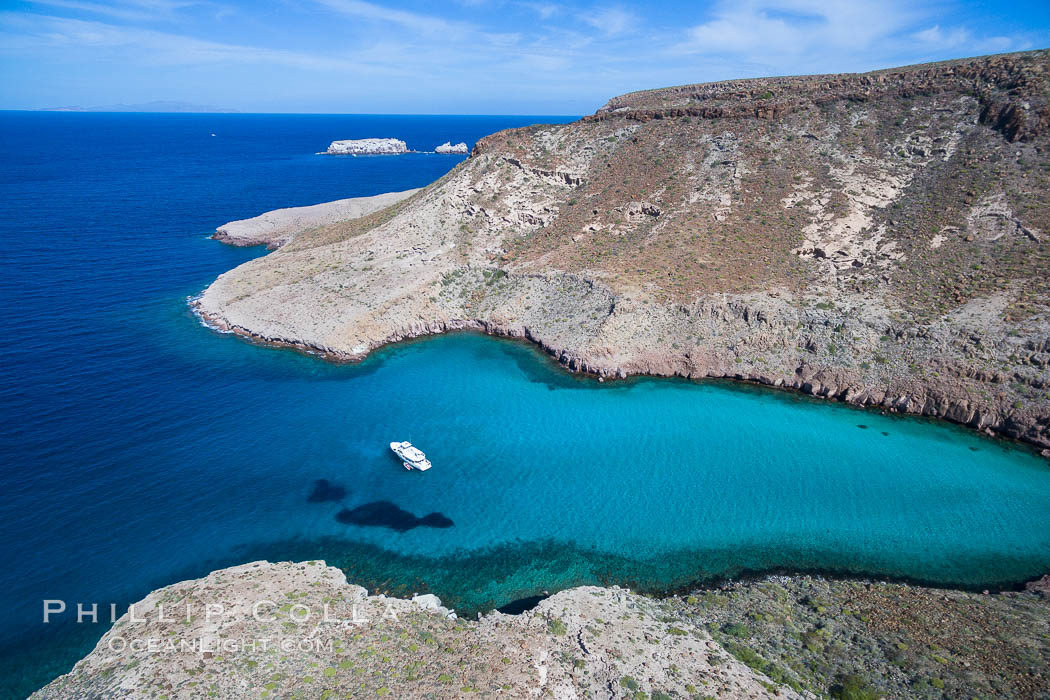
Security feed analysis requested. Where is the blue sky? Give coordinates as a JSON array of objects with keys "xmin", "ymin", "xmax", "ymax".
[{"xmin": 1, "ymin": 0, "xmax": 1048, "ymax": 114}]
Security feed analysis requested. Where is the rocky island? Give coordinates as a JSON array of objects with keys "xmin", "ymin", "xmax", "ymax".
[
  {"xmin": 436, "ymin": 141, "xmax": 469, "ymax": 154},
  {"xmin": 196, "ymin": 50, "xmax": 1050, "ymax": 452},
  {"xmin": 324, "ymin": 138, "xmax": 408, "ymax": 155}
]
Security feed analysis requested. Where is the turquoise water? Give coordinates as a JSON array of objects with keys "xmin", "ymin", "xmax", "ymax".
[
  {"xmin": 206, "ymin": 331, "xmax": 1050, "ymax": 608},
  {"xmin": 2, "ymin": 112, "xmax": 1049, "ymax": 697}
]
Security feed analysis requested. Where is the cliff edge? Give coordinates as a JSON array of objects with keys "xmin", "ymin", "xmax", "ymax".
[
  {"xmin": 31, "ymin": 561, "xmax": 797, "ymax": 699},
  {"xmin": 33, "ymin": 561, "xmax": 1050, "ymax": 698}
]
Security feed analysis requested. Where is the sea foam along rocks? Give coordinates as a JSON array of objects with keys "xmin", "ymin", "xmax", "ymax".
[
  {"xmin": 435, "ymin": 141, "xmax": 469, "ymax": 154},
  {"xmin": 325, "ymin": 138, "xmax": 408, "ymax": 155}
]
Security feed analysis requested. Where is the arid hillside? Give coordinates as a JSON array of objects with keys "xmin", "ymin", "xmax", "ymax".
[{"xmin": 197, "ymin": 50, "xmax": 1050, "ymax": 450}]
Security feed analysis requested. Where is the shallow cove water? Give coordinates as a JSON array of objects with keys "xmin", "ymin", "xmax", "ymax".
[{"xmin": 1, "ymin": 112, "xmax": 1049, "ymax": 698}]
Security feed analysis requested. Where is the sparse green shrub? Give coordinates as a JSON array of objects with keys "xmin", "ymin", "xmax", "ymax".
[
  {"xmin": 802, "ymin": 628, "xmax": 825, "ymax": 652},
  {"xmin": 725, "ymin": 642, "xmax": 764, "ymax": 670},
  {"xmin": 722, "ymin": 622, "xmax": 750, "ymax": 638},
  {"xmin": 830, "ymin": 673, "xmax": 882, "ymax": 700}
]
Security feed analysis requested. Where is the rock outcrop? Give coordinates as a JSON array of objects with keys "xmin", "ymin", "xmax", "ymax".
[
  {"xmin": 435, "ymin": 141, "xmax": 469, "ymax": 154},
  {"xmin": 212, "ymin": 189, "xmax": 420, "ymax": 248},
  {"xmin": 198, "ymin": 50, "xmax": 1050, "ymax": 451},
  {"xmin": 325, "ymin": 138, "xmax": 408, "ymax": 155}
]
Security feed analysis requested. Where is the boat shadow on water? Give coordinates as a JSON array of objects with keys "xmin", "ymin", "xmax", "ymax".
[{"xmin": 335, "ymin": 500, "xmax": 454, "ymax": 533}]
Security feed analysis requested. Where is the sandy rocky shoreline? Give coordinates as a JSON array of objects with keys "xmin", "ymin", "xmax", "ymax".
[{"xmin": 193, "ymin": 51, "xmax": 1050, "ymax": 454}]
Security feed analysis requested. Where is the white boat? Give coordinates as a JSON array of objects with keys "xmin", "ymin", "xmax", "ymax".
[{"xmin": 390, "ymin": 441, "xmax": 432, "ymax": 471}]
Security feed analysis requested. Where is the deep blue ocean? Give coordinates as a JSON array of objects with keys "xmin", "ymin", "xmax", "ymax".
[{"xmin": 1, "ymin": 112, "xmax": 1049, "ymax": 698}]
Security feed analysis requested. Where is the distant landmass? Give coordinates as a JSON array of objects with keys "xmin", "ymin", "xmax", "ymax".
[{"xmin": 40, "ymin": 101, "xmax": 238, "ymax": 113}]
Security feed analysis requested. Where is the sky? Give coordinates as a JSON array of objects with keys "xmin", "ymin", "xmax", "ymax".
[{"xmin": 1, "ymin": 0, "xmax": 1048, "ymax": 114}]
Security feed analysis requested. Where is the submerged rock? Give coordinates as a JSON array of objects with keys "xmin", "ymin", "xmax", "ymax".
[
  {"xmin": 306, "ymin": 478, "xmax": 347, "ymax": 503},
  {"xmin": 417, "ymin": 512, "xmax": 454, "ymax": 528}
]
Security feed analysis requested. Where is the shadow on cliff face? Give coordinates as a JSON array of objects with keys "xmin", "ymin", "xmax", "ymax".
[
  {"xmin": 336, "ymin": 500, "xmax": 453, "ymax": 532},
  {"xmin": 307, "ymin": 479, "xmax": 348, "ymax": 503},
  {"xmin": 497, "ymin": 594, "xmax": 549, "ymax": 614}
]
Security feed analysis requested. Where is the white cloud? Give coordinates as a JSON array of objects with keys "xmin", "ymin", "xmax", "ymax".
[
  {"xmin": 314, "ymin": 0, "xmax": 473, "ymax": 38},
  {"xmin": 26, "ymin": 0, "xmax": 213, "ymax": 23},
  {"xmin": 520, "ymin": 2, "xmax": 560, "ymax": 20},
  {"xmin": 913, "ymin": 24, "xmax": 1019, "ymax": 53},
  {"xmin": 675, "ymin": 0, "xmax": 920, "ymax": 56},
  {"xmin": 914, "ymin": 24, "xmax": 970, "ymax": 48},
  {"xmin": 0, "ymin": 13, "xmax": 400, "ymax": 73},
  {"xmin": 670, "ymin": 0, "xmax": 1029, "ymax": 75},
  {"xmin": 579, "ymin": 7, "xmax": 634, "ymax": 37}
]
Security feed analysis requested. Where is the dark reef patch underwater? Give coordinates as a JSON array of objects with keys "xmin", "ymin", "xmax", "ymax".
[{"xmin": 1, "ymin": 112, "xmax": 1048, "ymax": 699}]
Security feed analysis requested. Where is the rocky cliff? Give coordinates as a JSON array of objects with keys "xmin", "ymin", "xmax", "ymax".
[
  {"xmin": 33, "ymin": 561, "xmax": 1050, "ymax": 699},
  {"xmin": 196, "ymin": 50, "xmax": 1050, "ymax": 451}
]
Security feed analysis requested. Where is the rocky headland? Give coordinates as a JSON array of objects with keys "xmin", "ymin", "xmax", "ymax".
[
  {"xmin": 325, "ymin": 138, "xmax": 409, "ymax": 155},
  {"xmin": 212, "ymin": 190, "xmax": 419, "ymax": 249},
  {"xmin": 196, "ymin": 50, "xmax": 1050, "ymax": 452},
  {"xmin": 33, "ymin": 560, "xmax": 1050, "ymax": 699}
]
